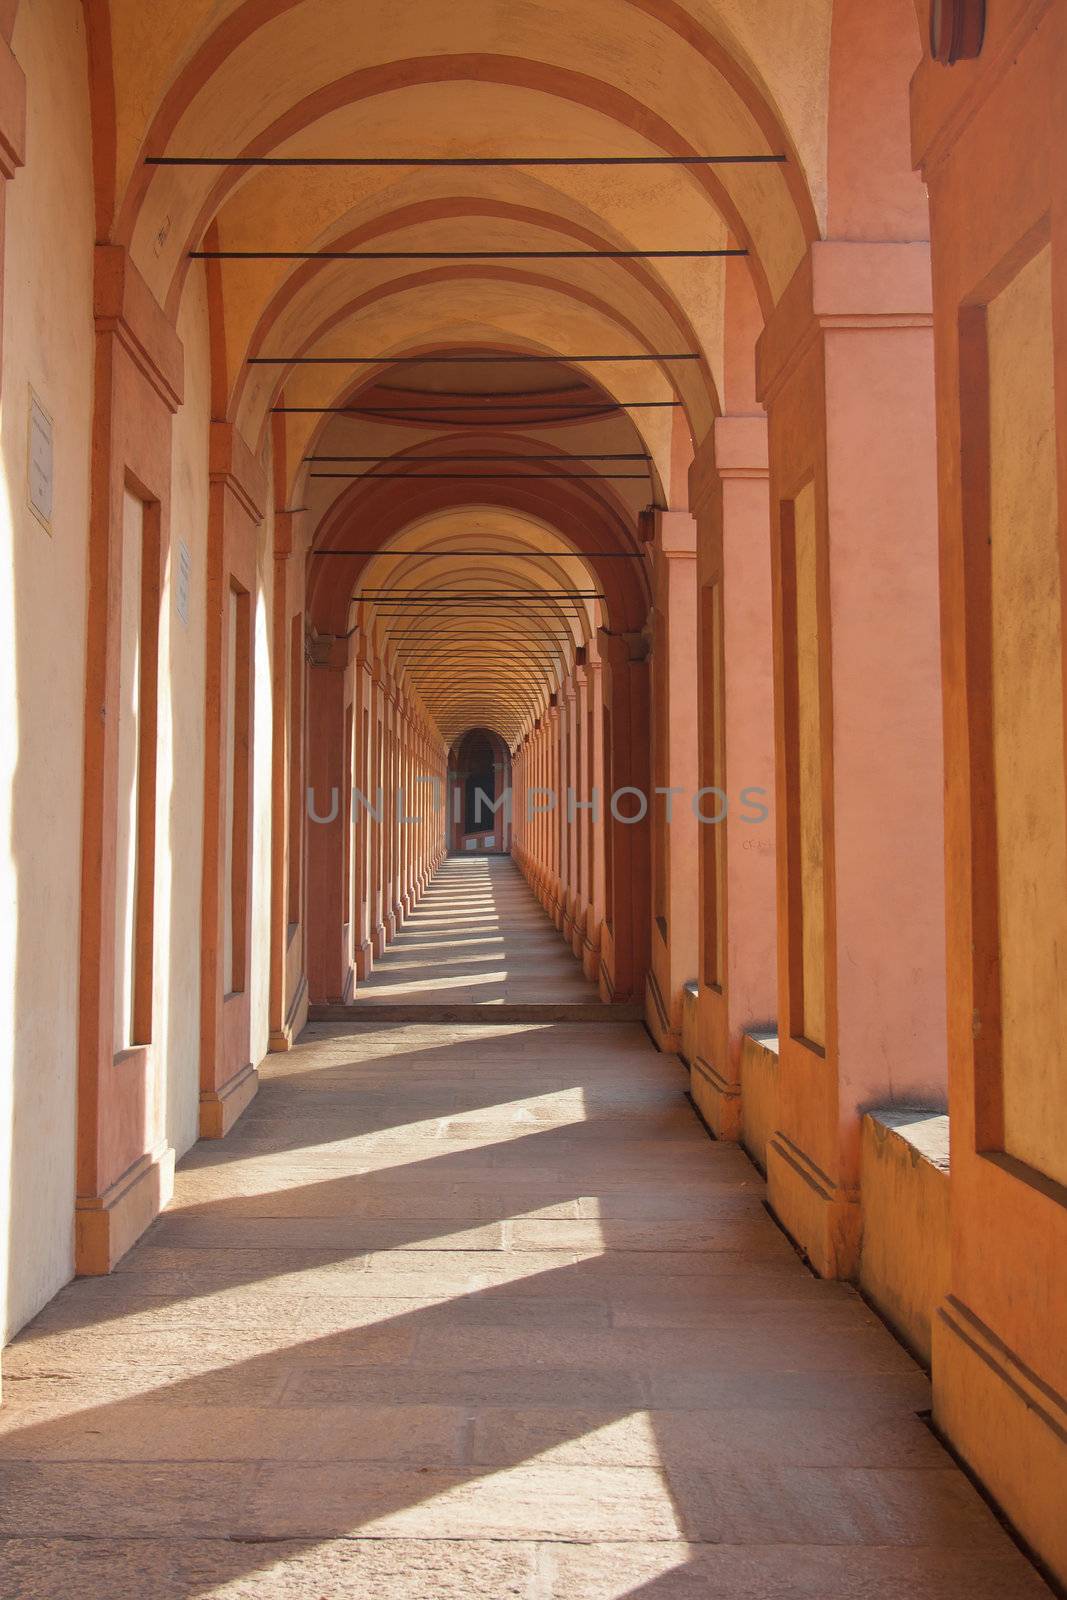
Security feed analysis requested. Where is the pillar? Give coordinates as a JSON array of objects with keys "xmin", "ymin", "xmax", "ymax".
[
  {"xmin": 370, "ymin": 665, "xmax": 387, "ymax": 959},
  {"xmin": 304, "ymin": 632, "xmax": 350, "ymax": 1004},
  {"xmin": 268, "ymin": 510, "xmax": 309, "ymax": 1052},
  {"xmin": 546, "ymin": 698, "xmax": 562, "ymax": 922},
  {"xmin": 912, "ymin": 3, "xmax": 1067, "ymax": 1580},
  {"xmin": 353, "ymin": 635, "xmax": 375, "ymax": 978},
  {"xmin": 75, "ymin": 247, "xmax": 184, "ymax": 1272},
  {"xmin": 597, "ymin": 629, "xmax": 651, "ymax": 1004},
  {"xmin": 581, "ymin": 654, "xmax": 607, "ymax": 983},
  {"xmin": 646, "ymin": 511, "xmax": 699, "ymax": 1051},
  {"xmin": 689, "ymin": 416, "xmax": 777, "ymax": 1136},
  {"xmin": 561, "ymin": 677, "xmax": 579, "ymax": 939},
  {"xmin": 570, "ymin": 660, "xmax": 591, "ymax": 960},
  {"xmin": 756, "ymin": 238, "xmax": 946, "ymax": 1277}
]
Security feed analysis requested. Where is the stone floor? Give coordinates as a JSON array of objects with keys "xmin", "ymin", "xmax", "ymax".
[
  {"xmin": 0, "ymin": 869, "xmax": 1051, "ymax": 1596},
  {"xmin": 349, "ymin": 855, "xmax": 599, "ymax": 1006}
]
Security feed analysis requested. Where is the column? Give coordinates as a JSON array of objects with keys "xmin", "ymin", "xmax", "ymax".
[
  {"xmin": 756, "ymin": 239, "xmax": 946, "ymax": 1277},
  {"xmin": 646, "ymin": 511, "xmax": 699, "ymax": 1051},
  {"xmin": 305, "ymin": 630, "xmax": 349, "ymax": 1005},
  {"xmin": 913, "ymin": 7, "xmax": 1067, "ymax": 1580},
  {"xmin": 570, "ymin": 662, "xmax": 591, "ymax": 960},
  {"xmin": 581, "ymin": 653, "xmax": 607, "ymax": 984},
  {"xmin": 353, "ymin": 635, "xmax": 375, "ymax": 979},
  {"xmin": 597, "ymin": 629, "xmax": 651, "ymax": 1004},
  {"xmin": 370, "ymin": 666, "xmax": 387, "ymax": 960},
  {"xmin": 689, "ymin": 417, "xmax": 777, "ymax": 1137},
  {"xmin": 268, "ymin": 509, "xmax": 310, "ymax": 1052},
  {"xmin": 75, "ymin": 247, "xmax": 185, "ymax": 1271}
]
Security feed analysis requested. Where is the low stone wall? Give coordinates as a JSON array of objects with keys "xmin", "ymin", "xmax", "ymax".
[
  {"xmin": 739, "ymin": 1031, "xmax": 779, "ymax": 1173},
  {"xmin": 859, "ymin": 1109, "xmax": 950, "ymax": 1366},
  {"xmin": 680, "ymin": 981, "xmax": 699, "ymax": 1068}
]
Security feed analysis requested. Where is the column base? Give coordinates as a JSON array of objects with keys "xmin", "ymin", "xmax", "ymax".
[
  {"xmin": 385, "ymin": 910, "xmax": 397, "ymax": 942},
  {"xmin": 355, "ymin": 939, "xmax": 374, "ymax": 979},
  {"xmin": 644, "ymin": 969, "xmax": 681, "ymax": 1053},
  {"xmin": 75, "ymin": 1144, "xmax": 176, "ymax": 1276},
  {"xmin": 739, "ymin": 1032, "xmax": 780, "ymax": 1172},
  {"xmin": 372, "ymin": 922, "xmax": 387, "ymax": 959},
  {"xmin": 690, "ymin": 1054, "xmax": 741, "ymax": 1140},
  {"xmin": 200, "ymin": 1061, "xmax": 259, "ymax": 1139},
  {"xmin": 269, "ymin": 974, "xmax": 308, "ymax": 1053},
  {"xmin": 581, "ymin": 923, "xmax": 601, "ymax": 983},
  {"xmin": 934, "ymin": 1297, "xmax": 1067, "ymax": 1588},
  {"xmin": 766, "ymin": 1130, "xmax": 860, "ymax": 1278}
]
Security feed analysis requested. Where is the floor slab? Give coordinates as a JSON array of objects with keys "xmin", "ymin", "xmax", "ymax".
[{"xmin": 0, "ymin": 864, "xmax": 1051, "ymax": 1598}]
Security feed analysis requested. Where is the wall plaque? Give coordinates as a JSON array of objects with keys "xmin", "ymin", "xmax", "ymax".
[
  {"xmin": 27, "ymin": 389, "xmax": 53, "ymax": 532},
  {"xmin": 176, "ymin": 540, "xmax": 192, "ymax": 626}
]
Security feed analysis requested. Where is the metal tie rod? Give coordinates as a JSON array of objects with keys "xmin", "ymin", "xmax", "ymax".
[
  {"xmin": 308, "ymin": 470, "xmax": 649, "ymax": 477},
  {"xmin": 306, "ymin": 452, "xmax": 648, "ymax": 461},
  {"xmin": 356, "ymin": 590, "xmax": 604, "ymax": 598},
  {"xmin": 275, "ymin": 400, "xmax": 678, "ymax": 412},
  {"xmin": 252, "ymin": 352, "xmax": 699, "ymax": 363},
  {"xmin": 149, "ymin": 154, "xmax": 785, "ymax": 167},
  {"xmin": 194, "ymin": 247, "xmax": 743, "ymax": 260},
  {"xmin": 313, "ymin": 548, "xmax": 642, "ymax": 558}
]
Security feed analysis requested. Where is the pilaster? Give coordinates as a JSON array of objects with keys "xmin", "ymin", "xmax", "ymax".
[{"xmin": 756, "ymin": 239, "xmax": 946, "ymax": 1277}]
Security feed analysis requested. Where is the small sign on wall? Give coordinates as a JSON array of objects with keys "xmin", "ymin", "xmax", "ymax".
[
  {"xmin": 27, "ymin": 389, "xmax": 54, "ymax": 533},
  {"xmin": 176, "ymin": 540, "xmax": 192, "ymax": 626}
]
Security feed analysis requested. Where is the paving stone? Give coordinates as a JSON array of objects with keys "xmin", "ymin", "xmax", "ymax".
[
  {"xmin": 0, "ymin": 858, "xmax": 1050, "ymax": 1597},
  {"xmin": 243, "ymin": 1461, "xmax": 683, "ymax": 1540},
  {"xmin": 544, "ymin": 1542, "xmax": 1053, "ymax": 1599},
  {"xmin": 0, "ymin": 1538, "xmax": 538, "ymax": 1600}
]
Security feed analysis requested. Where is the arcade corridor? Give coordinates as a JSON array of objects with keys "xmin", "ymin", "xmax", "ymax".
[
  {"xmin": 0, "ymin": 864, "xmax": 1047, "ymax": 1598},
  {"xmin": 2, "ymin": 0, "xmax": 1067, "ymax": 1591},
  {"xmin": 326, "ymin": 856, "xmax": 603, "ymax": 1012}
]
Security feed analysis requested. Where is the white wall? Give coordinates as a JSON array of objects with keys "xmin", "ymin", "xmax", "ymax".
[
  {"xmin": 159, "ymin": 265, "xmax": 211, "ymax": 1162},
  {"xmin": 0, "ymin": 0, "xmax": 94, "ymax": 1339},
  {"xmin": 0, "ymin": 15, "xmax": 280, "ymax": 1345},
  {"xmin": 250, "ymin": 490, "xmax": 276, "ymax": 1070}
]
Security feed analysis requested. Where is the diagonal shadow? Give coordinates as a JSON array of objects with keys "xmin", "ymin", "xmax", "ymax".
[{"xmin": 0, "ymin": 1021, "xmax": 1010, "ymax": 1599}]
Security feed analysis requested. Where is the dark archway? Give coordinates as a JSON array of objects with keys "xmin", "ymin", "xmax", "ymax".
[{"xmin": 448, "ymin": 728, "xmax": 512, "ymax": 855}]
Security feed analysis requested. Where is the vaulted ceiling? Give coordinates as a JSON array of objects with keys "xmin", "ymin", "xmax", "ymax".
[{"xmin": 85, "ymin": 0, "xmax": 837, "ymax": 744}]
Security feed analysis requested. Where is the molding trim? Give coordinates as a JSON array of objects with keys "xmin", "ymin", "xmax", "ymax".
[
  {"xmin": 210, "ymin": 421, "xmax": 267, "ymax": 523},
  {"xmin": 0, "ymin": 35, "xmax": 26, "ymax": 179},
  {"xmin": 75, "ymin": 1144, "xmax": 175, "ymax": 1275},
  {"xmin": 200, "ymin": 1061, "xmax": 259, "ymax": 1140},
  {"xmin": 757, "ymin": 242, "xmax": 934, "ymax": 408},
  {"xmin": 691, "ymin": 1052, "xmax": 740, "ymax": 1100},
  {"xmin": 94, "ymin": 246, "xmax": 183, "ymax": 413},
  {"xmin": 270, "ymin": 971, "xmax": 309, "ymax": 1052},
  {"xmin": 766, "ymin": 1129, "xmax": 861, "ymax": 1278}
]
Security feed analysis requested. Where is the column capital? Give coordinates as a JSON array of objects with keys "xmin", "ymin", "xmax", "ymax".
[
  {"xmin": 305, "ymin": 628, "xmax": 347, "ymax": 671},
  {"xmin": 598, "ymin": 627, "xmax": 652, "ymax": 666},
  {"xmin": 658, "ymin": 509, "xmax": 697, "ymax": 559},
  {"xmin": 273, "ymin": 506, "xmax": 307, "ymax": 558},
  {"xmin": 0, "ymin": 35, "xmax": 26, "ymax": 179},
  {"xmin": 95, "ymin": 245, "xmax": 185, "ymax": 414},
  {"xmin": 757, "ymin": 241, "xmax": 933, "ymax": 407},
  {"xmin": 209, "ymin": 421, "xmax": 266, "ymax": 523},
  {"xmin": 690, "ymin": 417, "xmax": 769, "ymax": 507}
]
